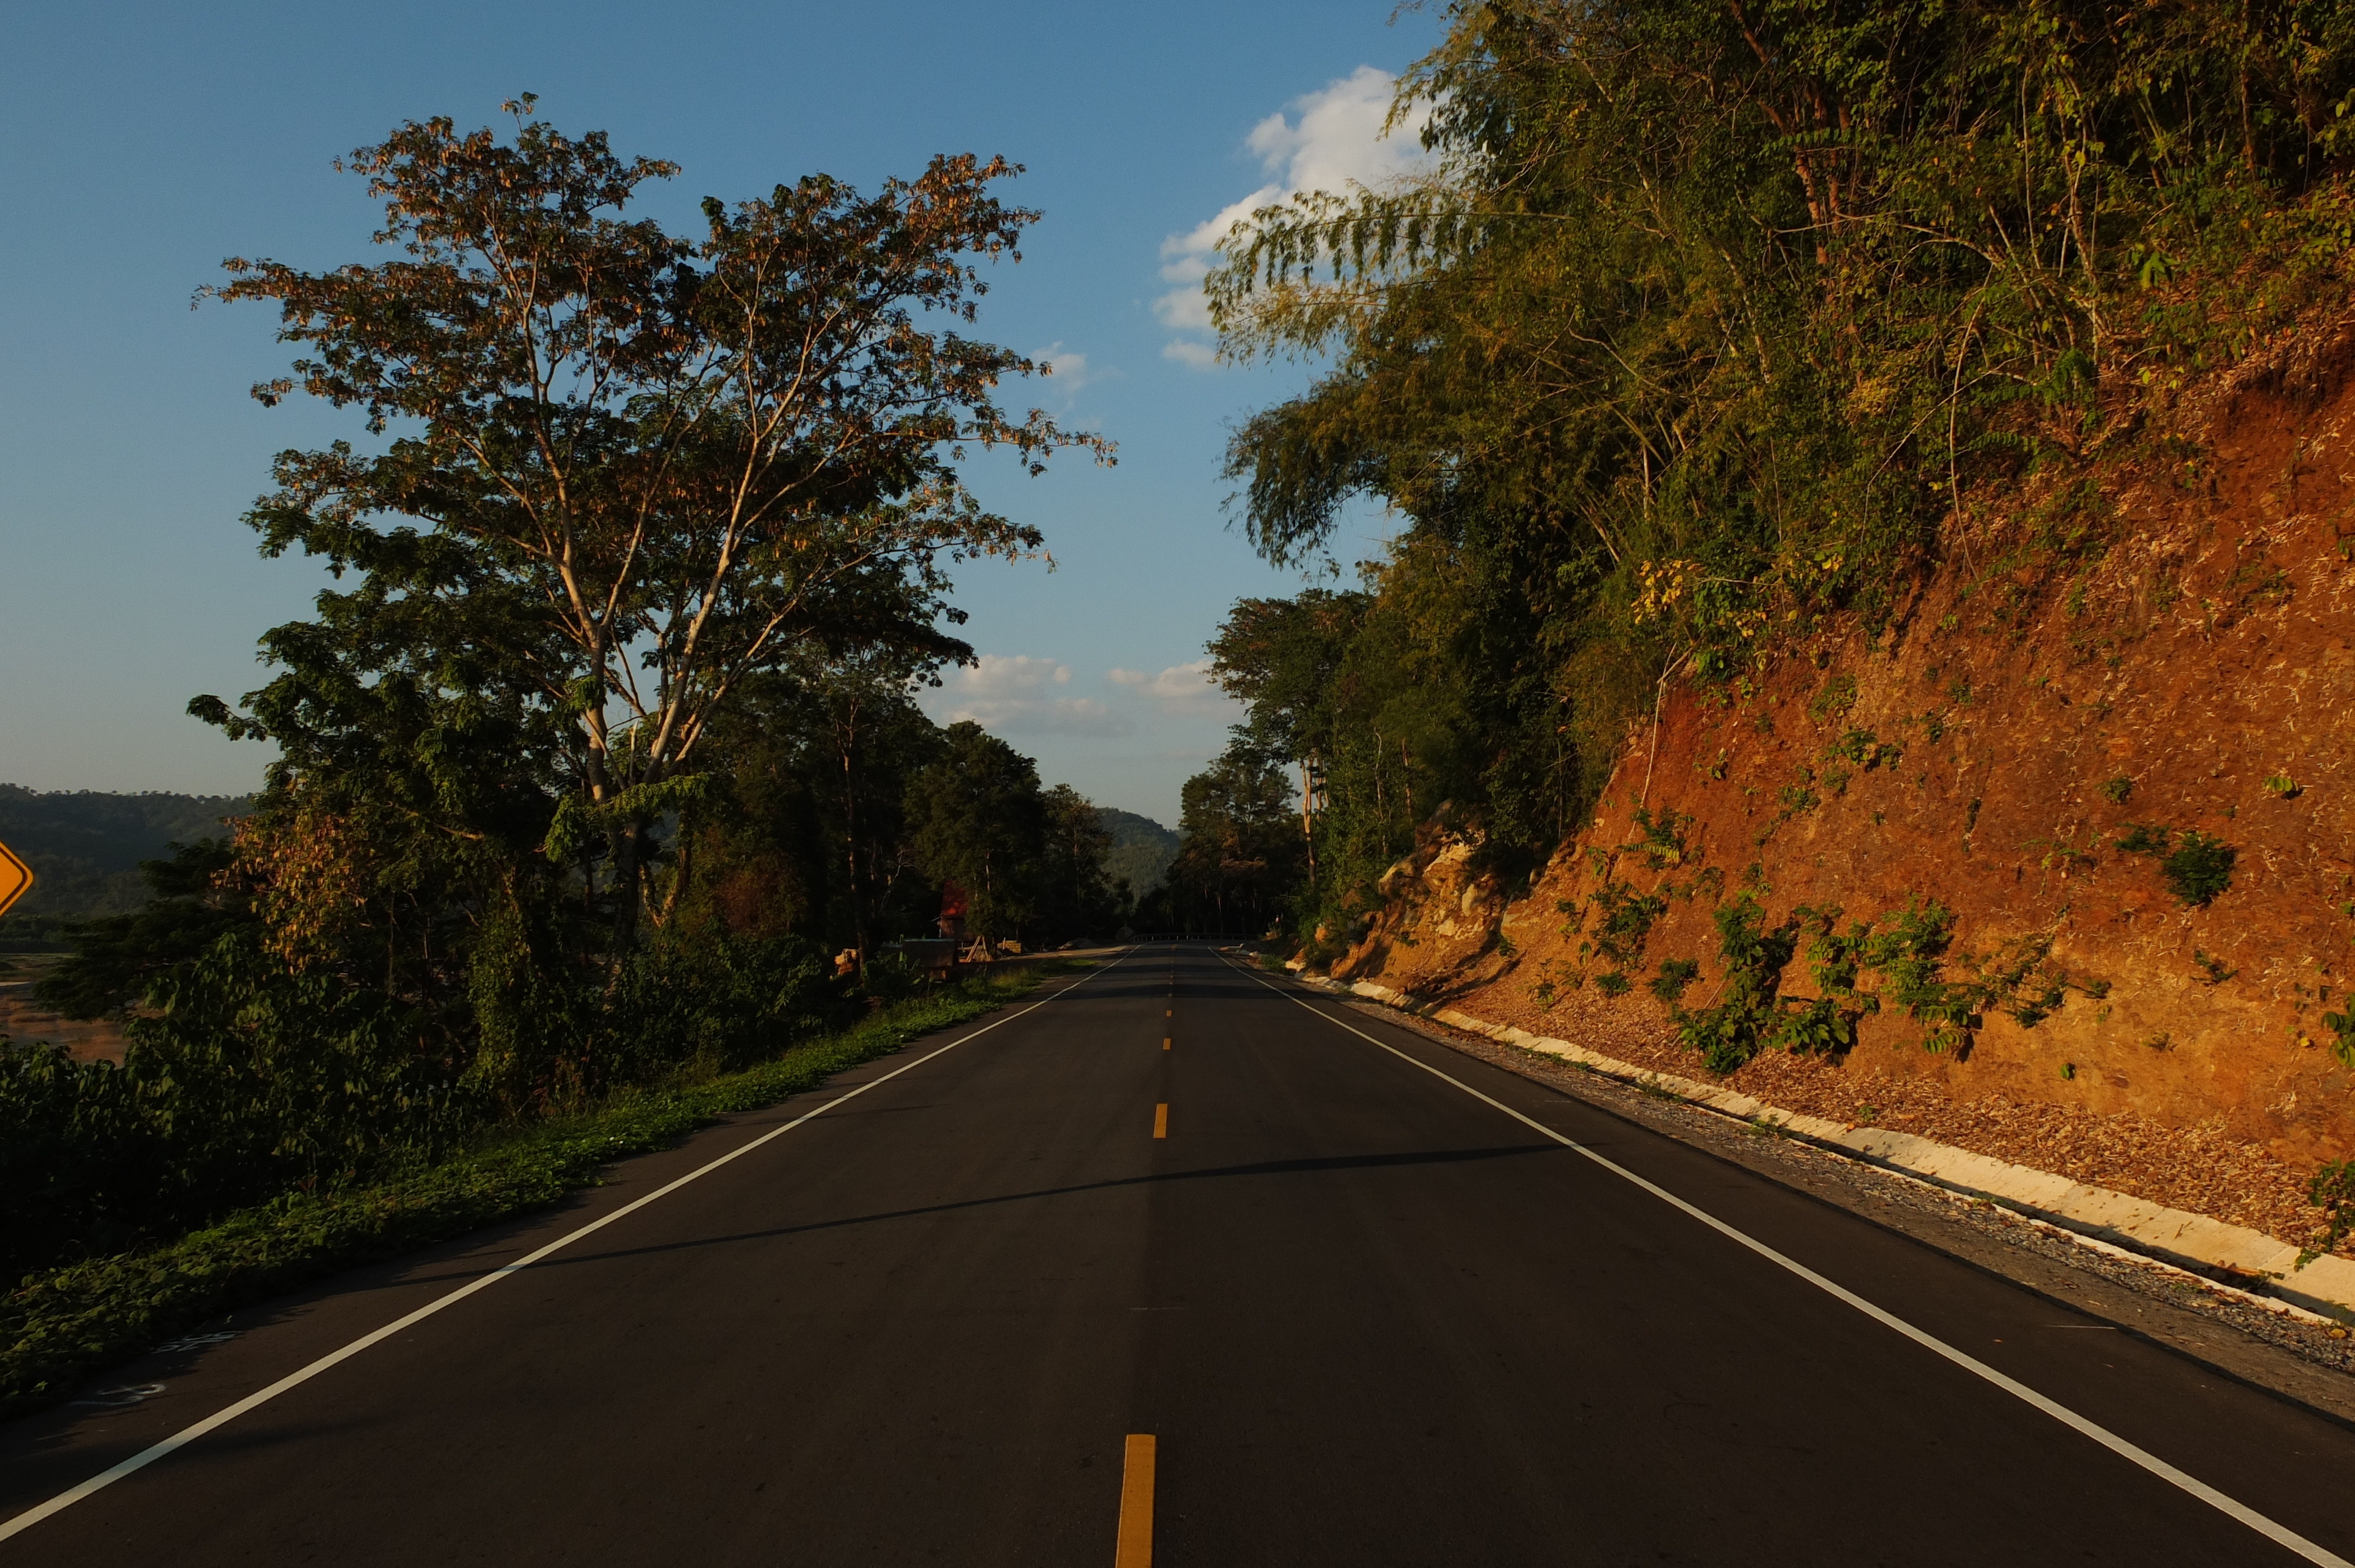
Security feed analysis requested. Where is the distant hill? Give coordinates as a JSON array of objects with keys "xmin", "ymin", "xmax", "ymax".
[
  {"xmin": 0, "ymin": 785, "xmax": 1166, "ymax": 921},
  {"xmin": 0, "ymin": 785, "xmax": 251, "ymax": 931},
  {"xmin": 1098, "ymin": 806, "xmax": 1180, "ymax": 896}
]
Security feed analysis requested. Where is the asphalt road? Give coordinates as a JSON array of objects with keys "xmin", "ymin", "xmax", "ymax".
[{"xmin": 5, "ymin": 945, "xmax": 2354, "ymax": 1566}]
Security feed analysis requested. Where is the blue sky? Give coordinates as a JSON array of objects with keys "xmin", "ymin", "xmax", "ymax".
[{"xmin": 0, "ymin": 1, "xmax": 1439, "ymax": 825}]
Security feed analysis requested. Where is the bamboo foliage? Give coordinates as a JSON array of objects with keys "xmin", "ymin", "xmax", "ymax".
[{"xmin": 1210, "ymin": 0, "xmax": 2355, "ymax": 641}]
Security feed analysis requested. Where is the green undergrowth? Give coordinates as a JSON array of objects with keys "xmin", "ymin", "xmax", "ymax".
[
  {"xmin": 2310, "ymin": 1158, "xmax": 2355, "ymax": 1264},
  {"xmin": 1, "ymin": 965, "xmax": 1062, "ymax": 1419},
  {"xmin": 1664, "ymin": 894, "xmax": 2098, "ymax": 1075}
]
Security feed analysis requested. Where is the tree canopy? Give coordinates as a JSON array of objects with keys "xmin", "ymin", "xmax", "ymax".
[
  {"xmin": 1183, "ymin": 0, "xmax": 2355, "ymax": 949},
  {"xmin": 205, "ymin": 97, "xmax": 1106, "ymax": 940}
]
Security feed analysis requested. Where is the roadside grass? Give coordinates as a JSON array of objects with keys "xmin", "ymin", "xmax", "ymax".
[{"xmin": 1, "ymin": 964, "xmax": 1072, "ymax": 1420}]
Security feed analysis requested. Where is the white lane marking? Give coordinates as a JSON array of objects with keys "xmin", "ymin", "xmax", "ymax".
[
  {"xmin": 0, "ymin": 954, "xmax": 1130, "ymax": 1545},
  {"xmin": 1223, "ymin": 958, "xmax": 2353, "ymax": 1568}
]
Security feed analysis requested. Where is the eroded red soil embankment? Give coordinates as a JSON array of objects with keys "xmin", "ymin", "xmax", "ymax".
[{"xmin": 1332, "ymin": 346, "xmax": 2355, "ymax": 1247}]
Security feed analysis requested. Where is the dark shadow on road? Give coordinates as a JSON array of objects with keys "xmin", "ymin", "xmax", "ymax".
[{"xmin": 533, "ymin": 1142, "xmax": 1568, "ymax": 1270}]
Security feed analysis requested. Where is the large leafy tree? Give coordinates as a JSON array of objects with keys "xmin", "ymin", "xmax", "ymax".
[
  {"xmin": 788, "ymin": 647, "xmax": 968, "ymax": 959},
  {"xmin": 904, "ymin": 722, "xmax": 1050, "ymax": 941},
  {"xmin": 1206, "ymin": 588, "xmax": 1365, "ymax": 877},
  {"xmin": 208, "ymin": 98, "xmax": 1105, "ymax": 936},
  {"xmin": 1206, "ymin": 537, "xmax": 1583, "ymax": 929},
  {"xmin": 1039, "ymin": 783, "xmax": 1118, "ymax": 941},
  {"xmin": 1166, "ymin": 743, "xmax": 1303, "ymax": 936},
  {"xmin": 188, "ymin": 523, "xmax": 595, "ymax": 1102},
  {"xmin": 674, "ymin": 649, "xmax": 957, "ymax": 960}
]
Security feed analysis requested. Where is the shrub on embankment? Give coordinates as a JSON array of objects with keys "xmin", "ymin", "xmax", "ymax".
[
  {"xmin": 2, "ymin": 928, "xmax": 838, "ymax": 1288},
  {"xmin": 1, "ymin": 965, "xmax": 1049, "ymax": 1418}
]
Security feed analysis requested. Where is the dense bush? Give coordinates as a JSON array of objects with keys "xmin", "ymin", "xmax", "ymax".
[
  {"xmin": 0, "ymin": 1041, "xmax": 160, "ymax": 1284},
  {"xmin": 4, "ymin": 926, "xmax": 848, "ymax": 1288},
  {"xmin": 603, "ymin": 932, "xmax": 835, "ymax": 1082}
]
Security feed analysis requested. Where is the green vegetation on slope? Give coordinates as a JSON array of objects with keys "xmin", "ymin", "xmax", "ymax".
[
  {"xmin": 1170, "ymin": 0, "xmax": 2355, "ymax": 949},
  {"xmin": 1098, "ymin": 808, "xmax": 1181, "ymax": 898}
]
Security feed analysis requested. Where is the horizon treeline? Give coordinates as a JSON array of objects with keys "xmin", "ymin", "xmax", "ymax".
[
  {"xmin": 0, "ymin": 786, "xmax": 254, "ymax": 941},
  {"xmin": 1160, "ymin": 0, "xmax": 2355, "ymax": 954}
]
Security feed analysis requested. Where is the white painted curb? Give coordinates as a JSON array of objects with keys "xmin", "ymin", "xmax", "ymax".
[{"xmin": 1304, "ymin": 973, "xmax": 2355, "ymax": 1324}]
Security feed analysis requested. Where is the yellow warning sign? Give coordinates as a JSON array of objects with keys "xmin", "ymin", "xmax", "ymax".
[{"xmin": 0, "ymin": 839, "xmax": 31, "ymax": 922}]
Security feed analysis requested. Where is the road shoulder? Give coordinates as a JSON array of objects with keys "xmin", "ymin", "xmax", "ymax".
[{"xmin": 1339, "ymin": 993, "xmax": 2355, "ymax": 1430}]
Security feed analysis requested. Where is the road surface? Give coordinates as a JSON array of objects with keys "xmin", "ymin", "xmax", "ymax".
[{"xmin": 4, "ymin": 946, "xmax": 2352, "ymax": 1564}]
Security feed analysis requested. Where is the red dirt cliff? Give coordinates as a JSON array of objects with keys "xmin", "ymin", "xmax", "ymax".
[{"xmin": 1329, "ymin": 327, "xmax": 2355, "ymax": 1249}]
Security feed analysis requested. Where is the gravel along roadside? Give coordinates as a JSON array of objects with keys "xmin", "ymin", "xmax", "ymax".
[{"xmin": 1346, "ymin": 998, "xmax": 2355, "ymax": 1427}]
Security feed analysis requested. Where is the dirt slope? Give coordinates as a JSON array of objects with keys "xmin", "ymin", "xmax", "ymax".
[{"xmin": 1330, "ymin": 333, "xmax": 2355, "ymax": 1248}]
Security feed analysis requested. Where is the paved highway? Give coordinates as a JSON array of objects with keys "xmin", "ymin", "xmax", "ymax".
[{"xmin": 5, "ymin": 946, "xmax": 2353, "ymax": 1564}]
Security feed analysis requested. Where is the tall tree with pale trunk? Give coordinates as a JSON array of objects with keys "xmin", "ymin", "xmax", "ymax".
[{"xmin": 209, "ymin": 97, "xmax": 1106, "ymax": 939}]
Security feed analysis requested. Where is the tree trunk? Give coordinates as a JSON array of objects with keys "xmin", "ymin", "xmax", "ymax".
[
  {"xmin": 611, "ymin": 822, "xmax": 646, "ymax": 951},
  {"xmin": 656, "ymin": 824, "xmax": 692, "ymax": 929},
  {"xmin": 842, "ymin": 714, "xmax": 868, "ymax": 971},
  {"xmin": 1299, "ymin": 754, "xmax": 1318, "ymax": 892}
]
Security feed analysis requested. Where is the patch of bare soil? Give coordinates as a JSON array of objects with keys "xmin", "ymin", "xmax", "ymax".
[{"xmin": 1330, "ymin": 354, "xmax": 2355, "ymax": 1260}]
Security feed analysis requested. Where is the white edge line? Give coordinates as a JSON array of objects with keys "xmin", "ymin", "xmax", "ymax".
[
  {"xmin": 1222, "ymin": 956, "xmax": 2352, "ymax": 1568},
  {"xmin": 0, "ymin": 952, "xmax": 1130, "ymax": 1546}
]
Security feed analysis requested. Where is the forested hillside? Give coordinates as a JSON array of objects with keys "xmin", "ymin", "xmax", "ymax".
[
  {"xmin": 1099, "ymin": 808, "xmax": 1181, "ymax": 898},
  {"xmin": 0, "ymin": 786, "xmax": 249, "ymax": 936},
  {"xmin": 1166, "ymin": 0, "xmax": 2355, "ymax": 1237}
]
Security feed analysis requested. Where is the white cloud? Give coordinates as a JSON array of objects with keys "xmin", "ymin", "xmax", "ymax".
[
  {"xmin": 1244, "ymin": 64, "xmax": 1431, "ymax": 200},
  {"xmin": 1154, "ymin": 192, "xmax": 1272, "ymax": 334},
  {"xmin": 1107, "ymin": 660, "xmax": 1238, "ymax": 715},
  {"xmin": 960, "ymin": 653, "xmax": 1072, "ymax": 696},
  {"xmin": 1160, "ymin": 339, "xmax": 1219, "ymax": 370},
  {"xmin": 1156, "ymin": 65, "xmax": 1432, "ymax": 367},
  {"xmin": 1033, "ymin": 341, "xmax": 1098, "ymax": 396},
  {"xmin": 927, "ymin": 654, "xmax": 1133, "ymax": 738}
]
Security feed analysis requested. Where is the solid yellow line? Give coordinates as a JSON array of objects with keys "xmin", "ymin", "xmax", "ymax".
[
  {"xmin": 1153, "ymin": 1103, "xmax": 1169, "ymax": 1138},
  {"xmin": 1116, "ymin": 1433, "xmax": 1156, "ymax": 1567}
]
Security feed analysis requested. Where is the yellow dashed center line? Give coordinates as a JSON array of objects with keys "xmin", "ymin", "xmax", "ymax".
[
  {"xmin": 1115, "ymin": 1433, "xmax": 1156, "ymax": 1566},
  {"xmin": 1163, "ymin": 1037, "xmax": 1171, "ymax": 1052},
  {"xmin": 1152, "ymin": 1103, "xmax": 1168, "ymax": 1139}
]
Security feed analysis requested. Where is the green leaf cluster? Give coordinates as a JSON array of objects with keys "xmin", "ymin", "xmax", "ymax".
[
  {"xmin": 2114, "ymin": 822, "xmax": 2238, "ymax": 903},
  {"xmin": 1669, "ymin": 895, "xmax": 2086, "ymax": 1071}
]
